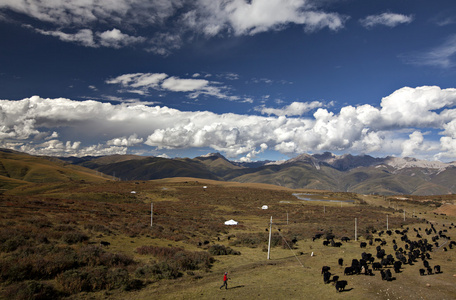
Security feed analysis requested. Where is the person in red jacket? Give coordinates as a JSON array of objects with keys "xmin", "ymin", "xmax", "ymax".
[{"xmin": 219, "ymin": 272, "xmax": 228, "ymax": 289}]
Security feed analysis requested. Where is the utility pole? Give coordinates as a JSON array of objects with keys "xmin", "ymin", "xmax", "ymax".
[
  {"xmin": 355, "ymin": 218, "xmax": 358, "ymax": 241},
  {"xmin": 151, "ymin": 203, "xmax": 153, "ymax": 227},
  {"xmin": 267, "ymin": 216, "xmax": 272, "ymax": 260}
]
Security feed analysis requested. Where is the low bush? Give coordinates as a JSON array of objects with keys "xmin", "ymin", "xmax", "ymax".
[
  {"xmin": 2, "ymin": 281, "xmax": 60, "ymax": 300},
  {"xmin": 0, "ymin": 235, "xmax": 28, "ymax": 252},
  {"xmin": 55, "ymin": 266, "xmax": 130, "ymax": 294},
  {"xmin": 77, "ymin": 245, "xmax": 135, "ymax": 267},
  {"xmin": 135, "ymin": 245, "xmax": 213, "ymax": 274},
  {"xmin": 136, "ymin": 245, "xmax": 183, "ymax": 257},
  {"xmin": 134, "ymin": 262, "xmax": 181, "ymax": 280},
  {"xmin": 123, "ymin": 279, "xmax": 145, "ymax": 291},
  {"xmin": 229, "ymin": 232, "xmax": 283, "ymax": 248},
  {"xmin": 60, "ymin": 231, "xmax": 89, "ymax": 244},
  {"xmin": 208, "ymin": 244, "xmax": 241, "ymax": 255},
  {"xmin": 55, "ymin": 269, "xmax": 88, "ymax": 294},
  {"xmin": 83, "ymin": 223, "xmax": 112, "ymax": 234},
  {"xmin": 173, "ymin": 250, "xmax": 213, "ymax": 271}
]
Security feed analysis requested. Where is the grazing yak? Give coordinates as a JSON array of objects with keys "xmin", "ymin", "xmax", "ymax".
[
  {"xmin": 381, "ymin": 269, "xmax": 393, "ymax": 281},
  {"xmin": 393, "ymin": 261, "xmax": 402, "ymax": 273},
  {"xmin": 321, "ymin": 266, "xmax": 331, "ymax": 275},
  {"xmin": 434, "ymin": 265, "xmax": 441, "ymax": 274},
  {"xmin": 423, "ymin": 260, "xmax": 430, "ymax": 269},
  {"xmin": 323, "ymin": 271, "xmax": 332, "ymax": 284},
  {"xmin": 335, "ymin": 280, "xmax": 348, "ymax": 292},
  {"xmin": 338, "ymin": 258, "xmax": 344, "ymax": 266},
  {"xmin": 372, "ymin": 262, "xmax": 382, "ymax": 270},
  {"xmin": 344, "ymin": 266, "xmax": 354, "ymax": 275}
]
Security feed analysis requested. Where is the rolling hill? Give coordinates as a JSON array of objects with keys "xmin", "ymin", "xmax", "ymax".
[
  {"xmin": 0, "ymin": 149, "xmax": 111, "ymax": 190},
  {"xmin": 2, "ymin": 149, "xmax": 456, "ymax": 195}
]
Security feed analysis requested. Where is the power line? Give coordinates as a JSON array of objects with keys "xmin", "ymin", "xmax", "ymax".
[{"xmin": 272, "ymin": 223, "xmax": 306, "ymax": 269}]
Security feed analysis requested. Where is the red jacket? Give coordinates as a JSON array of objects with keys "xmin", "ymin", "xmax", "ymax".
[{"xmin": 223, "ymin": 274, "xmax": 228, "ymax": 281}]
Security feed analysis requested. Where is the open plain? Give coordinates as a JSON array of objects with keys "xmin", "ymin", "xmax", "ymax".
[{"xmin": 1, "ymin": 176, "xmax": 456, "ymax": 299}]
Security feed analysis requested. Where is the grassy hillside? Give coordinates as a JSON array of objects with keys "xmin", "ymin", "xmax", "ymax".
[
  {"xmin": 94, "ymin": 157, "xmax": 221, "ymax": 181},
  {"xmin": 193, "ymin": 155, "xmax": 245, "ymax": 177},
  {"xmin": 0, "ymin": 149, "xmax": 111, "ymax": 189}
]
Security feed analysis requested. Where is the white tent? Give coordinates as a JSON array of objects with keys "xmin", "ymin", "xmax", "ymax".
[
  {"xmin": 261, "ymin": 205, "xmax": 268, "ymax": 210},
  {"xmin": 224, "ymin": 219, "xmax": 238, "ymax": 225}
]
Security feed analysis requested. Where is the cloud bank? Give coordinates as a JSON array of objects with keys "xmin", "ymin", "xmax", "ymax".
[
  {"xmin": 1, "ymin": 86, "xmax": 456, "ymax": 161},
  {"xmin": 1, "ymin": 0, "xmax": 348, "ymax": 53}
]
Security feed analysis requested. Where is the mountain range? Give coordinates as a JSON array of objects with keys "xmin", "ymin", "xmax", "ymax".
[
  {"xmin": 56, "ymin": 151, "xmax": 456, "ymax": 196},
  {"xmin": 1, "ymin": 148, "xmax": 455, "ymax": 195}
]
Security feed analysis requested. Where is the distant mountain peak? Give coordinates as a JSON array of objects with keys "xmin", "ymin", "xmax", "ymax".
[
  {"xmin": 383, "ymin": 156, "xmax": 456, "ymax": 170},
  {"xmin": 287, "ymin": 153, "xmax": 321, "ymax": 169},
  {"xmin": 199, "ymin": 152, "xmax": 225, "ymax": 159}
]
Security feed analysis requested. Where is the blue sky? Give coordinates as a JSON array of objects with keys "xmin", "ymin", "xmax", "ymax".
[{"xmin": 1, "ymin": 0, "xmax": 456, "ymax": 162}]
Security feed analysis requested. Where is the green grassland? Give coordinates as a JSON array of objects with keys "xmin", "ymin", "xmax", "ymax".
[{"xmin": 1, "ymin": 175, "xmax": 456, "ymax": 300}]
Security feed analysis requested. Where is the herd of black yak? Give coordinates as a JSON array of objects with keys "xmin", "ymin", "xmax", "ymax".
[{"xmin": 317, "ymin": 220, "xmax": 455, "ymax": 292}]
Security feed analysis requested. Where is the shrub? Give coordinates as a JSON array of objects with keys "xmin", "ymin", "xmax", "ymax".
[
  {"xmin": 60, "ymin": 231, "xmax": 89, "ymax": 244},
  {"xmin": 77, "ymin": 245, "xmax": 135, "ymax": 267},
  {"xmin": 151, "ymin": 261, "xmax": 181, "ymax": 280},
  {"xmin": 99, "ymin": 252, "xmax": 135, "ymax": 267},
  {"xmin": 173, "ymin": 251, "xmax": 213, "ymax": 271},
  {"xmin": 55, "ymin": 269, "xmax": 89, "ymax": 294},
  {"xmin": 33, "ymin": 246, "xmax": 79, "ymax": 278},
  {"xmin": 134, "ymin": 262, "xmax": 181, "ymax": 280},
  {"xmin": 134, "ymin": 264, "xmax": 156, "ymax": 279},
  {"xmin": 55, "ymin": 225, "xmax": 75, "ymax": 232},
  {"xmin": 28, "ymin": 217, "xmax": 52, "ymax": 229},
  {"xmin": 135, "ymin": 245, "xmax": 213, "ymax": 271},
  {"xmin": 123, "ymin": 279, "xmax": 144, "ymax": 291},
  {"xmin": 55, "ymin": 267, "xmax": 129, "ymax": 294},
  {"xmin": 2, "ymin": 281, "xmax": 59, "ymax": 300},
  {"xmin": 208, "ymin": 244, "xmax": 241, "ymax": 255},
  {"xmin": 77, "ymin": 245, "xmax": 104, "ymax": 266},
  {"xmin": 105, "ymin": 268, "xmax": 130, "ymax": 290},
  {"xmin": 0, "ymin": 259, "xmax": 32, "ymax": 282},
  {"xmin": 230, "ymin": 232, "xmax": 283, "ymax": 248},
  {"xmin": 83, "ymin": 224, "xmax": 112, "ymax": 234},
  {"xmin": 0, "ymin": 235, "xmax": 28, "ymax": 252},
  {"xmin": 135, "ymin": 245, "xmax": 183, "ymax": 257}
]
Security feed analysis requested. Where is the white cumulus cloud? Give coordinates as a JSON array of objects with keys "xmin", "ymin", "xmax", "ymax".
[
  {"xmin": 256, "ymin": 101, "xmax": 325, "ymax": 116},
  {"xmin": 1, "ymin": 85, "xmax": 456, "ymax": 160}
]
